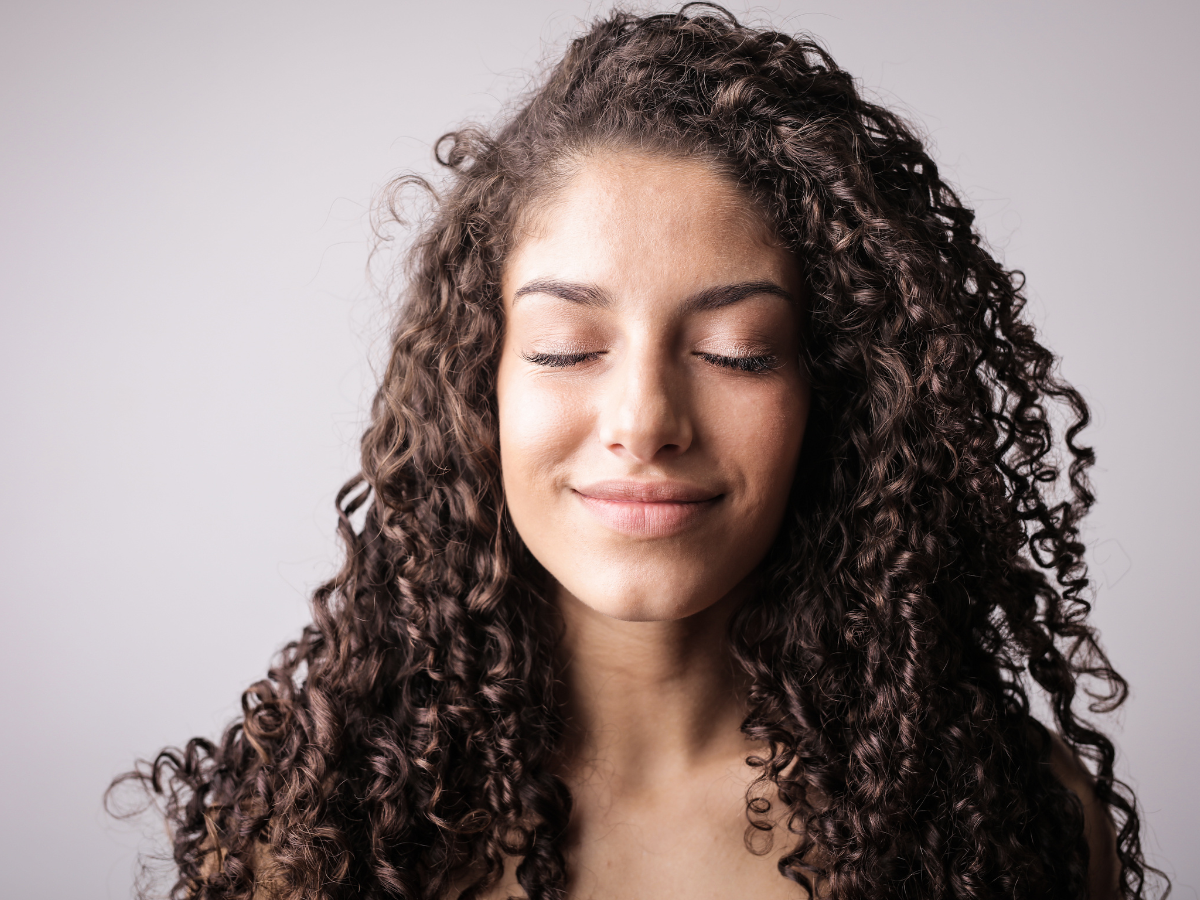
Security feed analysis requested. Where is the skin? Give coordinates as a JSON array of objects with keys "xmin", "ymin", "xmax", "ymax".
[
  {"xmin": 497, "ymin": 153, "xmax": 810, "ymax": 625},
  {"xmin": 495, "ymin": 151, "xmax": 811, "ymax": 899}
]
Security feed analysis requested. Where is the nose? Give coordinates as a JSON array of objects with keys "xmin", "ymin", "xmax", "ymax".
[{"xmin": 597, "ymin": 345, "xmax": 694, "ymax": 463}]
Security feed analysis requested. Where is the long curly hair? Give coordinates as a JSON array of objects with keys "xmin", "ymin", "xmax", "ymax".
[{"xmin": 112, "ymin": 6, "xmax": 1164, "ymax": 899}]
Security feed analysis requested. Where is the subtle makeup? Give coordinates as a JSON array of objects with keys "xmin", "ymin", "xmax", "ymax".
[{"xmin": 496, "ymin": 150, "xmax": 810, "ymax": 622}]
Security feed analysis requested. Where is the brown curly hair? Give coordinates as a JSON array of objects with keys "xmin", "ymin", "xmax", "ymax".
[{"xmin": 112, "ymin": 5, "xmax": 1164, "ymax": 899}]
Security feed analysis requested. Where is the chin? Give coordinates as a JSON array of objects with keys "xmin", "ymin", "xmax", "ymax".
[{"xmin": 558, "ymin": 567, "xmax": 733, "ymax": 622}]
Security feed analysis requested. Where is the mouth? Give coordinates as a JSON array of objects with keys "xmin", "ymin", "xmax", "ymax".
[{"xmin": 573, "ymin": 479, "xmax": 721, "ymax": 538}]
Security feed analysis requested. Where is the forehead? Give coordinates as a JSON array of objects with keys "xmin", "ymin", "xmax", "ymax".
[{"xmin": 502, "ymin": 151, "xmax": 793, "ymax": 302}]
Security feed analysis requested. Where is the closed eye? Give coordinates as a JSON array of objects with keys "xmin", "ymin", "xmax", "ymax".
[
  {"xmin": 697, "ymin": 352, "xmax": 781, "ymax": 373},
  {"xmin": 522, "ymin": 351, "xmax": 604, "ymax": 368},
  {"xmin": 521, "ymin": 350, "xmax": 780, "ymax": 372}
]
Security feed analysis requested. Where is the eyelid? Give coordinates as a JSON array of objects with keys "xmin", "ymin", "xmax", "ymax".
[
  {"xmin": 520, "ymin": 342, "xmax": 784, "ymax": 372},
  {"xmin": 521, "ymin": 349, "xmax": 605, "ymax": 368},
  {"xmin": 696, "ymin": 351, "xmax": 782, "ymax": 373},
  {"xmin": 697, "ymin": 340, "xmax": 774, "ymax": 356}
]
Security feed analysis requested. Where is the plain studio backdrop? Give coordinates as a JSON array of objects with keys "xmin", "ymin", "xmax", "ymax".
[{"xmin": 1, "ymin": 1, "xmax": 1196, "ymax": 897}]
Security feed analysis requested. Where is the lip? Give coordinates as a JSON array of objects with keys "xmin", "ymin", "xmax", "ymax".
[{"xmin": 573, "ymin": 479, "xmax": 721, "ymax": 538}]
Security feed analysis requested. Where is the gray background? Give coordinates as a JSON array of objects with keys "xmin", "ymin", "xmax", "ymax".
[{"xmin": 1, "ymin": 1, "xmax": 1195, "ymax": 897}]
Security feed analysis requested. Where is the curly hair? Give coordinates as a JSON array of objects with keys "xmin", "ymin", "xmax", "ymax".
[{"xmin": 112, "ymin": 6, "xmax": 1164, "ymax": 899}]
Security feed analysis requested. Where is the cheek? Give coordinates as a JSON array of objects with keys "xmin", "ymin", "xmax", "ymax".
[
  {"xmin": 711, "ymin": 378, "xmax": 809, "ymax": 502},
  {"xmin": 497, "ymin": 366, "xmax": 591, "ymax": 500}
]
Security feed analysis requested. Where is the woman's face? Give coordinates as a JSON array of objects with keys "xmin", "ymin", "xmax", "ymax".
[{"xmin": 497, "ymin": 151, "xmax": 809, "ymax": 622}]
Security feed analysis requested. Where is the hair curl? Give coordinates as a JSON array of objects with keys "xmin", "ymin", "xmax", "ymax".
[{"xmin": 112, "ymin": 6, "xmax": 1165, "ymax": 899}]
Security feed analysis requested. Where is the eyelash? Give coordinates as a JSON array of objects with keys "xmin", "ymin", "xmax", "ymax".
[
  {"xmin": 523, "ymin": 351, "xmax": 602, "ymax": 368},
  {"xmin": 696, "ymin": 352, "xmax": 780, "ymax": 373},
  {"xmin": 522, "ymin": 351, "xmax": 780, "ymax": 373}
]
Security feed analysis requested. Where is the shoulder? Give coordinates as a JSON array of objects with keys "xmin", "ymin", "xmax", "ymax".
[{"xmin": 1047, "ymin": 732, "xmax": 1120, "ymax": 900}]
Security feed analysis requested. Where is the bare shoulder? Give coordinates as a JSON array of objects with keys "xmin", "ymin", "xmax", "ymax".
[{"xmin": 1047, "ymin": 732, "xmax": 1121, "ymax": 900}]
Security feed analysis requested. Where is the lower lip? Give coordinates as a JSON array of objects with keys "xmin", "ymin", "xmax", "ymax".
[{"xmin": 574, "ymin": 493, "xmax": 719, "ymax": 538}]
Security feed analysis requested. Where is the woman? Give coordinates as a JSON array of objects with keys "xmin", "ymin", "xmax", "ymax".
[{"xmin": 116, "ymin": 6, "xmax": 1161, "ymax": 899}]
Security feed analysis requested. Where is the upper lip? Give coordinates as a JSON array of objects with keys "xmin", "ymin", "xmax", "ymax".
[{"xmin": 574, "ymin": 479, "xmax": 720, "ymax": 503}]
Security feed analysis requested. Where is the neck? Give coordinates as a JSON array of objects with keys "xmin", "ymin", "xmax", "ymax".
[{"xmin": 554, "ymin": 581, "xmax": 751, "ymax": 793}]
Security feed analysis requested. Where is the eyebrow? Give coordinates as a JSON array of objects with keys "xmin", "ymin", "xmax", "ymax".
[
  {"xmin": 511, "ymin": 278, "xmax": 794, "ymax": 311},
  {"xmin": 513, "ymin": 279, "xmax": 610, "ymax": 307}
]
